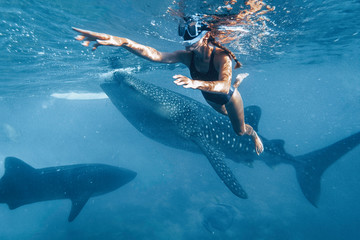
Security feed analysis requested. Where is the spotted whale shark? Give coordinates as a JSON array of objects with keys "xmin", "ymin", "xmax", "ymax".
[
  {"xmin": 0, "ymin": 157, "xmax": 136, "ymax": 221},
  {"xmin": 101, "ymin": 72, "xmax": 360, "ymax": 206}
]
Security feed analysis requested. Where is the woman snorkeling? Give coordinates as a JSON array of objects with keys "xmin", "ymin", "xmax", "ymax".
[{"xmin": 73, "ymin": 14, "xmax": 264, "ymax": 155}]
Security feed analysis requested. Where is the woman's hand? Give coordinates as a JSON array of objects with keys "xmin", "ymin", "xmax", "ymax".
[
  {"xmin": 72, "ymin": 27, "xmax": 125, "ymax": 51},
  {"xmin": 173, "ymin": 75, "xmax": 200, "ymax": 89}
]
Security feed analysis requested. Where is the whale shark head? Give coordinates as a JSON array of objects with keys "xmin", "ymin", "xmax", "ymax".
[
  {"xmin": 83, "ymin": 164, "xmax": 137, "ymax": 194},
  {"xmin": 102, "ymin": 73, "xmax": 178, "ymax": 125},
  {"xmin": 102, "ymin": 72, "xmax": 197, "ymax": 117},
  {"xmin": 101, "ymin": 72, "xmax": 208, "ymax": 151}
]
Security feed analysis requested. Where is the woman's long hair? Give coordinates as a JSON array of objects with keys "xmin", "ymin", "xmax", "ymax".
[
  {"xmin": 168, "ymin": 0, "xmax": 274, "ymax": 69},
  {"xmin": 207, "ymin": 33, "xmax": 242, "ymax": 69}
]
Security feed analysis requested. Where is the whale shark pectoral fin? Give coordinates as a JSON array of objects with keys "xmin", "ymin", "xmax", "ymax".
[
  {"xmin": 68, "ymin": 193, "xmax": 91, "ymax": 222},
  {"xmin": 195, "ymin": 138, "xmax": 248, "ymax": 199}
]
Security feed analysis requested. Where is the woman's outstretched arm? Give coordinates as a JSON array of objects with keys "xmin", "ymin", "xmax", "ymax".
[{"xmin": 73, "ymin": 27, "xmax": 189, "ymax": 64}]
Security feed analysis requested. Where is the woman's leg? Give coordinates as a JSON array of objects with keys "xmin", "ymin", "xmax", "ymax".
[
  {"xmin": 224, "ymin": 89, "xmax": 264, "ymax": 155},
  {"xmin": 205, "ymin": 99, "xmax": 228, "ymax": 115}
]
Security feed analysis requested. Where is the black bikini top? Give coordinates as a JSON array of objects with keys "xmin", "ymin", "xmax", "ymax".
[{"xmin": 189, "ymin": 47, "xmax": 218, "ymax": 81}]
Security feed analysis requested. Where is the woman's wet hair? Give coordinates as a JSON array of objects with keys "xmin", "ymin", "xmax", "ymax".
[{"xmin": 169, "ymin": 0, "xmax": 275, "ymax": 69}]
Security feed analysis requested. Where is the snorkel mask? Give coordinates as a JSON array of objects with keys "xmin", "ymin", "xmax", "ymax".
[{"xmin": 178, "ymin": 14, "xmax": 210, "ymax": 46}]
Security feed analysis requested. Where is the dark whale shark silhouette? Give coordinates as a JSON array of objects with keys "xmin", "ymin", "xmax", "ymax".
[{"xmin": 0, "ymin": 157, "xmax": 136, "ymax": 221}]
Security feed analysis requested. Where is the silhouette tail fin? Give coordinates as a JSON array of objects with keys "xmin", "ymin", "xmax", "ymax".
[{"xmin": 294, "ymin": 132, "xmax": 360, "ymax": 207}]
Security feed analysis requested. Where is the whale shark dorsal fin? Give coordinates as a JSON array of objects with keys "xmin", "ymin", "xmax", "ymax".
[
  {"xmin": 194, "ymin": 138, "xmax": 248, "ymax": 199},
  {"xmin": 4, "ymin": 157, "xmax": 35, "ymax": 176},
  {"xmin": 269, "ymin": 139, "xmax": 286, "ymax": 154},
  {"xmin": 68, "ymin": 194, "xmax": 91, "ymax": 222},
  {"xmin": 268, "ymin": 139, "xmax": 285, "ymax": 150},
  {"xmin": 7, "ymin": 201, "xmax": 23, "ymax": 210},
  {"xmin": 244, "ymin": 105, "xmax": 261, "ymax": 132}
]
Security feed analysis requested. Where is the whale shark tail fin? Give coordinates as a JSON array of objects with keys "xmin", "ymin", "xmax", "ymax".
[{"xmin": 294, "ymin": 131, "xmax": 360, "ymax": 207}]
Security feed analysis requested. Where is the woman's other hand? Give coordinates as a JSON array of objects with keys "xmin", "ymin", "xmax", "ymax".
[{"xmin": 173, "ymin": 75, "xmax": 199, "ymax": 89}]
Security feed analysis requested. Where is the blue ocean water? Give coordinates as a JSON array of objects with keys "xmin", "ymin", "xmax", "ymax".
[{"xmin": 0, "ymin": 0, "xmax": 359, "ymax": 239}]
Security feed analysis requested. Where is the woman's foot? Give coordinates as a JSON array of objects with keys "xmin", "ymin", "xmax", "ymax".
[
  {"xmin": 254, "ymin": 135, "xmax": 264, "ymax": 155},
  {"xmin": 252, "ymin": 131, "xmax": 264, "ymax": 155},
  {"xmin": 245, "ymin": 125, "xmax": 264, "ymax": 155},
  {"xmin": 234, "ymin": 73, "xmax": 249, "ymax": 88}
]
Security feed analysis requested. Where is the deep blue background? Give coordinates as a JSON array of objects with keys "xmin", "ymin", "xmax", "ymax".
[{"xmin": 0, "ymin": 0, "xmax": 359, "ymax": 239}]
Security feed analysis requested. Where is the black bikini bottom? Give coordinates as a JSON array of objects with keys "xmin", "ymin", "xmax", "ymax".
[{"xmin": 201, "ymin": 86, "xmax": 235, "ymax": 105}]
